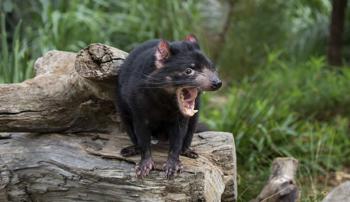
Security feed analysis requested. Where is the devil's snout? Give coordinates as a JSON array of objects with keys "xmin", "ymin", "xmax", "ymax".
[
  {"xmin": 196, "ymin": 69, "xmax": 222, "ymax": 91},
  {"xmin": 210, "ymin": 77, "xmax": 222, "ymax": 90}
]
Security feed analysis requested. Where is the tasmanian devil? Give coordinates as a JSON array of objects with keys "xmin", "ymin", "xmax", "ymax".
[{"xmin": 116, "ymin": 34, "xmax": 222, "ymax": 179}]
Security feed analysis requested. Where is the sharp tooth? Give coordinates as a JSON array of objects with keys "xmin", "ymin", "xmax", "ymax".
[{"xmin": 193, "ymin": 110, "xmax": 198, "ymax": 113}]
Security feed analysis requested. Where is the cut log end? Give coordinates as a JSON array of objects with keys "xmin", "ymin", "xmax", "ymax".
[{"xmin": 75, "ymin": 43, "xmax": 128, "ymax": 81}]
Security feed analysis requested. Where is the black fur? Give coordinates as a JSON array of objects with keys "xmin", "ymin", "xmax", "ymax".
[{"xmin": 116, "ymin": 37, "xmax": 221, "ymax": 178}]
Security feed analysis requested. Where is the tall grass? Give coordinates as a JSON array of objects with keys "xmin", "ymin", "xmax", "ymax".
[
  {"xmin": 0, "ymin": 13, "xmax": 33, "ymax": 83},
  {"xmin": 0, "ymin": 0, "xmax": 202, "ymax": 83},
  {"xmin": 201, "ymin": 54, "xmax": 350, "ymax": 201}
]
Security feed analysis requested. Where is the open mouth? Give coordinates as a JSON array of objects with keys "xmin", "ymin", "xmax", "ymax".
[{"xmin": 176, "ymin": 87, "xmax": 199, "ymax": 117}]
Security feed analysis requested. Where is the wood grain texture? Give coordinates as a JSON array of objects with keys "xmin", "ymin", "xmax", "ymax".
[
  {"xmin": 75, "ymin": 43, "xmax": 128, "ymax": 80},
  {"xmin": 0, "ymin": 131, "xmax": 236, "ymax": 202}
]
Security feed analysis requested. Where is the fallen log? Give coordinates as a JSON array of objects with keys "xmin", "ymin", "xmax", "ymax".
[
  {"xmin": 0, "ymin": 131, "xmax": 236, "ymax": 201},
  {"xmin": 0, "ymin": 44, "xmax": 127, "ymax": 133},
  {"xmin": 322, "ymin": 181, "xmax": 350, "ymax": 202},
  {"xmin": 252, "ymin": 157, "xmax": 299, "ymax": 202},
  {"xmin": 0, "ymin": 44, "xmax": 237, "ymax": 201}
]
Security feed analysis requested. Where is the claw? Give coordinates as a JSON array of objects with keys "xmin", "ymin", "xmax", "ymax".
[
  {"xmin": 163, "ymin": 159, "xmax": 183, "ymax": 179},
  {"xmin": 135, "ymin": 158, "xmax": 155, "ymax": 178}
]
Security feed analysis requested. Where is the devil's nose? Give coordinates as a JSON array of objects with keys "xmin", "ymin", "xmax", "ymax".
[{"xmin": 211, "ymin": 79, "xmax": 222, "ymax": 90}]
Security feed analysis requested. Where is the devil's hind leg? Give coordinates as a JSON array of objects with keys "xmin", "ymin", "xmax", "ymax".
[
  {"xmin": 116, "ymin": 96, "xmax": 140, "ymax": 157},
  {"xmin": 119, "ymin": 111, "xmax": 141, "ymax": 157},
  {"xmin": 181, "ymin": 114, "xmax": 199, "ymax": 159}
]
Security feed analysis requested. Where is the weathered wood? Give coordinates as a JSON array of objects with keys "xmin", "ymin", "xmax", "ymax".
[
  {"xmin": 322, "ymin": 181, "xmax": 350, "ymax": 202},
  {"xmin": 0, "ymin": 44, "xmax": 127, "ymax": 133},
  {"xmin": 0, "ymin": 44, "xmax": 237, "ymax": 201},
  {"xmin": 0, "ymin": 131, "xmax": 236, "ymax": 202},
  {"xmin": 252, "ymin": 157, "xmax": 299, "ymax": 202},
  {"xmin": 75, "ymin": 43, "xmax": 127, "ymax": 80}
]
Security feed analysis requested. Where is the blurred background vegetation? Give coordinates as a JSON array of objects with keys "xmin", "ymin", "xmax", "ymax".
[{"xmin": 1, "ymin": 0, "xmax": 349, "ymax": 201}]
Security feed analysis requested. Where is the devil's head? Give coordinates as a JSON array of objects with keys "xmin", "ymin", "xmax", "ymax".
[{"xmin": 146, "ymin": 34, "xmax": 222, "ymax": 117}]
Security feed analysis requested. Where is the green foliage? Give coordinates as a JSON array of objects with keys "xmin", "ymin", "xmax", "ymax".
[
  {"xmin": 201, "ymin": 54, "xmax": 350, "ymax": 200},
  {"xmin": 1, "ymin": 0, "xmax": 347, "ymax": 81},
  {"xmin": 213, "ymin": 0, "xmax": 336, "ymax": 78},
  {"xmin": 0, "ymin": 13, "xmax": 33, "ymax": 83},
  {"xmin": 27, "ymin": 0, "xmax": 202, "ymax": 52},
  {"xmin": 287, "ymin": 0, "xmax": 331, "ymax": 60},
  {"xmin": 0, "ymin": 0, "xmax": 202, "ymax": 83},
  {"xmin": 218, "ymin": 0, "xmax": 292, "ymax": 77}
]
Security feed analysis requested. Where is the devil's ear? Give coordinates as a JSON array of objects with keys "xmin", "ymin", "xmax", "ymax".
[
  {"xmin": 185, "ymin": 34, "xmax": 198, "ymax": 43},
  {"xmin": 155, "ymin": 39, "xmax": 170, "ymax": 69}
]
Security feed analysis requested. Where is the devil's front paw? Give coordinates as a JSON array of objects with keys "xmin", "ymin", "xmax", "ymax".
[
  {"xmin": 135, "ymin": 158, "xmax": 154, "ymax": 178},
  {"xmin": 163, "ymin": 159, "xmax": 183, "ymax": 179}
]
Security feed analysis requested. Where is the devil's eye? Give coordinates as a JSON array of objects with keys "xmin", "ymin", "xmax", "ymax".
[{"xmin": 185, "ymin": 68, "xmax": 194, "ymax": 75}]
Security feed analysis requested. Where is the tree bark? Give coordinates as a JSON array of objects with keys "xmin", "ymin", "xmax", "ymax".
[
  {"xmin": 0, "ymin": 44, "xmax": 237, "ymax": 201},
  {"xmin": 0, "ymin": 131, "xmax": 236, "ymax": 202},
  {"xmin": 327, "ymin": 0, "xmax": 348, "ymax": 66},
  {"xmin": 0, "ymin": 44, "xmax": 127, "ymax": 133},
  {"xmin": 252, "ymin": 157, "xmax": 299, "ymax": 202}
]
